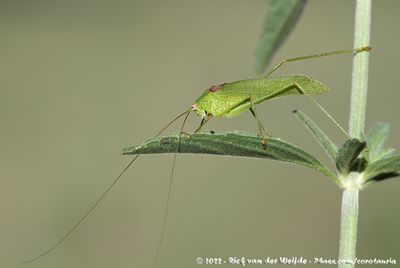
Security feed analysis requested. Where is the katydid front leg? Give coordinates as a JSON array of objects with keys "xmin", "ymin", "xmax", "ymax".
[{"xmin": 194, "ymin": 115, "xmax": 212, "ymax": 133}]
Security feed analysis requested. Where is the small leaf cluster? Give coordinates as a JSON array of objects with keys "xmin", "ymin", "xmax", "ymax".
[{"xmin": 293, "ymin": 111, "xmax": 399, "ymax": 189}]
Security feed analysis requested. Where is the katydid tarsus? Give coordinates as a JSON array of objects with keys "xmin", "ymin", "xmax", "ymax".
[{"xmin": 22, "ymin": 46, "xmax": 370, "ymax": 265}]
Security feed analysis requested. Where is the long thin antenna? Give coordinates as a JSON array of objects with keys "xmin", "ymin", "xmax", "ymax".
[
  {"xmin": 22, "ymin": 109, "xmax": 191, "ymax": 263},
  {"xmin": 21, "ymin": 155, "xmax": 140, "ymax": 263},
  {"xmin": 152, "ymin": 111, "xmax": 190, "ymax": 268},
  {"xmin": 155, "ymin": 110, "xmax": 192, "ymax": 137}
]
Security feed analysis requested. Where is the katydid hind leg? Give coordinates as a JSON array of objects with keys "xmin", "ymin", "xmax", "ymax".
[
  {"xmin": 259, "ymin": 83, "xmax": 349, "ymax": 137},
  {"xmin": 21, "ymin": 110, "xmax": 191, "ymax": 263},
  {"xmin": 264, "ymin": 46, "xmax": 371, "ymax": 78},
  {"xmin": 291, "ymin": 83, "xmax": 350, "ymax": 137}
]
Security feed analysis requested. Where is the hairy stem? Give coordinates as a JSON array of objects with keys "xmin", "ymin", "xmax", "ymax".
[
  {"xmin": 349, "ymin": 0, "xmax": 372, "ymax": 138},
  {"xmin": 339, "ymin": 0, "xmax": 372, "ymax": 267},
  {"xmin": 338, "ymin": 174, "xmax": 360, "ymax": 268}
]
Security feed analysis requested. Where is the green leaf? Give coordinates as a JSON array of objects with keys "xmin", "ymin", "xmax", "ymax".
[
  {"xmin": 336, "ymin": 138, "xmax": 367, "ymax": 175},
  {"xmin": 374, "ymin": 148, "xmax": 395, "ymax": 161},
  {"xmin": 363, "ymin": 155, "xmax": 400, "ymax": 183},
  {"xmin": 255, "ymin": 0, "xmax": 307, "ymax": 73},
  {"xmin": 366, "ymin": 122, "xmax": 391, "ymax": 161},
  {"xmin": 123, "ymin": 131, "xmax": 338, "ymax": 183},
  {"xmin": 293, "ymin": 110, "xmax": 337, "ymax": 161}
]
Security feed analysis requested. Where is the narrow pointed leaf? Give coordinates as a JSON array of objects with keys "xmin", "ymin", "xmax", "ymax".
[
  {"xmin": 255, "ymin": 0, "xmax": 307, "ymax": 73},
  {"xmin": 363, "ymin": 155, "xmax": 400, "ymax": 183},
  {"xmin": 336, "ymin": 138, "xmax": 367, "ymax": 174},
  {"xmin": 293, "ymin": 110, "xmax": 337, "ymax": 161},
  {"xmin": 123, "ymin": 131, "xmax": 337, "ymax": 182},
  {"xmin": 366, "ymin": 122, "xmax": 391, "ymax": 161}
]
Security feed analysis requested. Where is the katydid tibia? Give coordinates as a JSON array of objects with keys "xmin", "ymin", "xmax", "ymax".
[{"xmin": 22, "ymin": 46, "xmax": 370, "ymax": 265}]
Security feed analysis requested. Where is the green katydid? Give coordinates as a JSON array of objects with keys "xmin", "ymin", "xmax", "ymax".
[{"xmin": 22, "ymin": 46, "xmax": 370, "ymax": 265}]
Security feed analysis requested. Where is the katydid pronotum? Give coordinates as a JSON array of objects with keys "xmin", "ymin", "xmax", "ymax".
[{"xmin": 23, "ymin": 46, "xmax": 370, "ymax": 265}]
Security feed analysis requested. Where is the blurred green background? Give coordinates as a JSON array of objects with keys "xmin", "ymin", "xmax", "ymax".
[{"xmin": 1, "ymin": 0, "xmax": 399, "ymax": 267}]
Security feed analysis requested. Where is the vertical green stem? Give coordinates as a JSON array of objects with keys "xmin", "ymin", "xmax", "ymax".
[
  {"xmin": 349, "ymin": 0, "xmax": 372, "ymax": 138},
  {"xmin": 338, "ymin": 174, "xmax": 360, "ymax": 268},
  {"xmin": 339, "ymin": 1, "xmax": 372, "ymax": 267}
]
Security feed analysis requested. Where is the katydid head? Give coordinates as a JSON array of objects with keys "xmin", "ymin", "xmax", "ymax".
[
  {"xmin": 190, "ymin": 87, "xmax": 210, "ymax": 117},
  {"xmin": 191, "ymin": 82, "xmax": 227, "ymax": 117},
  {"xmin": 190, "ymin": 103, "xmax": 207, "ymax": 117}
]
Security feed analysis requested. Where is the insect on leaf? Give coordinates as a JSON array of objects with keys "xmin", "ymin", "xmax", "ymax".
[
  {"xmin": 293, "ymin": 110, "xmax": 337, "ymax": 162},
  {"xmin": 206, "ymin": 75, "xmax": 330, "ymax": 116},
  {"xmin": 123, "ymin": 131, "xmax": 339, "ymax": 184},
  {"xmin": 255, "ymin": 0, "xmax": 307, "ymax": 73}
]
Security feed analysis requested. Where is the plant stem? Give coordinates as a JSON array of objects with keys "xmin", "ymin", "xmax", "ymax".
[
  {"xmin": 349, "ymin": 0, "xmax": 372, "ymax": 139},
  {"xmin": 338, "ymin": 173, "xmax": 360, "ymax": 268},
  {"xmin": 339, "ymin": 1, "xmax": 372, "ymax": 267}
]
